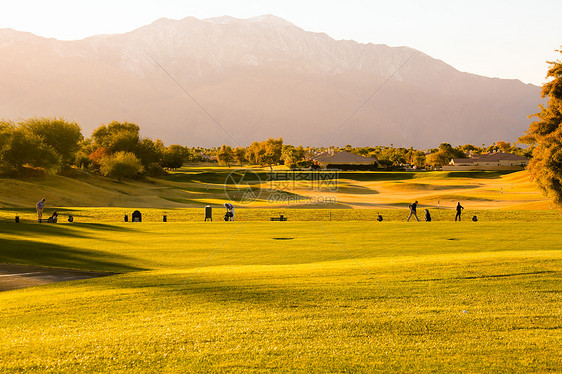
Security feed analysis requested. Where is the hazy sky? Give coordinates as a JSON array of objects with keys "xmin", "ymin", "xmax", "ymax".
[{"xmin": 1, "ymin": 0, "xmax": 560, "ymax": 85}]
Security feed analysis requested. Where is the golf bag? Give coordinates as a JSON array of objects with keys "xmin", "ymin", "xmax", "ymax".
[
  {"xmin": 47, "ymin": 211, "xmax": 58, "ymax": 223},
  {"xmin": 424, "ymin": 209, "xmax": 431, "ymax": 222},
  {"xmin": 224, "ymin": 211, "xmax": 234, "ymax": 221}
]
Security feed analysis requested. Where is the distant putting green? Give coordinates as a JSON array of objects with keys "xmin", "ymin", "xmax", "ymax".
[{"xmin": 0, "ymin": 221, "xmax": 560, "ymax": 372}]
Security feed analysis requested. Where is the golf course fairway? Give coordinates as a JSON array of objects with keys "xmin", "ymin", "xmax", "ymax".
[{"xmin": 0, "ymin": 220, "xmax": 560, "ymax": 372}]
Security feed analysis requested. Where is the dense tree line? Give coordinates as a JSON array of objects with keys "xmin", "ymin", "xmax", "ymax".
[
  {"xmin": 214, "ymin": 140, "xmax": 530, "ymax": 169},
  {"xmin": 0, "ymin": 117, "xmax": 533, "ymax": 181},
  {"xmin": 350, "ymin": 142, "xmax": 530, "ymax": 169},
  {"xmin": 0, "ymin": 118, "xmax": 193, "ymax": 180}
]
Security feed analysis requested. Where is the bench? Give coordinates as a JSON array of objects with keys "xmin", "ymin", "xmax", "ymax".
[{"xmin": 270, "ymin": 215, "xmax": 287, "ymax": 221}]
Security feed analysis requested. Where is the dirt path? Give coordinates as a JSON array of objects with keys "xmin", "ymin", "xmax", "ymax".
[{"xmin": 0, "ymin": 264, "xmax": 116, "ymax": 292}]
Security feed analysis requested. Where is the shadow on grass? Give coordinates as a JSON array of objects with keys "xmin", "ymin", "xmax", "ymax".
[
  {"xmin": 0, "ymin": 238, "xmax": 143, "ymax": 273},
  {"xmin": 159, "ymin": 196, "xmax": 210, "ymax": 206},
  {"xmin": 444, "ymin": 171, "xmax": 514, "ymax": 179},
  {"xmin": 94, "ymin": 270, "xmax": 393, "ymax": 309},
  {"xmin": 164, "ymin": 170, "xmax": 270, "ymax": 185},
  {"xmin": 338, "ymin": 172, "xmax": 416, "ymax": 181},
  {"xmin": 163, "ymin": 171, "xmax": 235, "ymax": 184},
  {"xmin": 348, "ymin": 201, "xmax": 382, "ymax": 208},
  {"xmin": 337, "ymin": 184, "xmax": 380, "ymax": 194},
  {"xmin": 390, "ymin": 183, "xmax": 481, "ymax": 191},
  {"xmin": 0, "ymin": 222, "xmax": 134, "ymax": 239}
]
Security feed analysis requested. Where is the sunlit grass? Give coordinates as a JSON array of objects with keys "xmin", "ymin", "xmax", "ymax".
[
  {"xmin": 0, "ymin": 169, "xmax": 551, "ymax": 210},
  {"xmin": 0, "ymin": 168, "xmax": 559, "ymax": 371},
  {"xmin": 0, "ymin": 221, "xmax": 561, "ymax": 372},
  {"xmin": 1, "ymin": 206, "xmax": 561, "ymax": 224}
]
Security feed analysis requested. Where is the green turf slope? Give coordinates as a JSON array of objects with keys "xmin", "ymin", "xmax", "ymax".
[
  {"xmin": 0, "ymin": 221, "xmax": 560, "ymax": 372},
  {"xmin": 0, "ymin": 168, "xmax": 549, "ymax": 210}
]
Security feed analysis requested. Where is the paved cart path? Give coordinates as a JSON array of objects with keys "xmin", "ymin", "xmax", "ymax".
[{"xmin": 0, "ymin": 264, "xmax": 116, "ymax": 292}]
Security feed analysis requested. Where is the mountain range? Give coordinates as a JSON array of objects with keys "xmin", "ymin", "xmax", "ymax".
[{"xmin": 0, "ymin": 15, "xmax": 541, "ymax": 148}]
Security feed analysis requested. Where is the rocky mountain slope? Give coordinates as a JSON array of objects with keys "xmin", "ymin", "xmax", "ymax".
[{"xmin": 0, "ymin": 15, "xmax": 540, "ymax": 148}]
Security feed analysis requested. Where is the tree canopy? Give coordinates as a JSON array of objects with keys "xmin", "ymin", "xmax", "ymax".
[
  {"xmin": 520, "ymin": 48, "xmax": 562, "ymax": 206},
  {"xmin": 217, "ymin": 145, "xmax": 235, "ymax": 167},
  {"xmin": 0, "ymin": 120, "xmax": 63, "ymax": 173},
  {"xmin": 425, "ymin": 143, "xmax": 466, "ymax": 167},
  {"xmin": 161, "ymin": 145, "xmax": 189, "ymax": 169},
  {"xmin": 246, "ymin": 138, "xmax": 283, "ymax": 167},
  {"xmin": 22, "ymin": 117, "xmax": 83, "ymax": 166}
]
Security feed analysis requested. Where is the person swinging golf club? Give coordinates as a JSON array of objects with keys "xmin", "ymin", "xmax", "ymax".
[
  {"xmin": 36, "ymin": 198, "xmax": 46, "ymax": 221},
  {"xmin": 224, "ymin": 202, "xmax": 234, "ymax": 221}
]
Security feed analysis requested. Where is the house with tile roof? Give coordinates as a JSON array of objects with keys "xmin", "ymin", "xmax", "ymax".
[{"xmin": 443, "ymin": 152, "xmax": 529, "ymax": 171}]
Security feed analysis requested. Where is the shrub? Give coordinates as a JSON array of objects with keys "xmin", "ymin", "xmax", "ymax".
[{"xmin": 100, "ymin": 152, "xmax": 143, "ymax": 182}]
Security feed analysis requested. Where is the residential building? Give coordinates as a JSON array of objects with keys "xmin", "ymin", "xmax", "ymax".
[{"xmin": 443, "ymin": 152, "xmax": 529, "ymax": 171}]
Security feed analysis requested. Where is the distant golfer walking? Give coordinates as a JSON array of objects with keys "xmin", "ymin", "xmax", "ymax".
[
  {"xmin": 36, "ymin": 198, "xmax": 46, "ymax": 221},
  {"xmin": 455, "ymin": 202, "xmax": 464, "ymax": 221},
  {"xmin": 407, "ymin": 200, "xmax": 420, "ymax": 222}
]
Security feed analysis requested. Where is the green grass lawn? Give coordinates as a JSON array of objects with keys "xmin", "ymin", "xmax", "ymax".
[
  {"xmin": 0, "ymin": 168, "xmax": 551, "ymax": 210},
  {"xmin": 2, "ymin": 206, "xmax": 561, "ymax": 224},
  {"xmin": 0, "ymin": 221, "xmax": 561, "ymax": 372}
]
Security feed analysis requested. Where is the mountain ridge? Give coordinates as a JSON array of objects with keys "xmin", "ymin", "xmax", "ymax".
[{"xmin": 0, "ymin": 15, "xmax": 540, "ymax": 148}]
